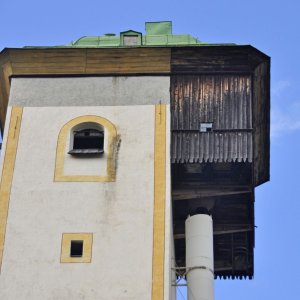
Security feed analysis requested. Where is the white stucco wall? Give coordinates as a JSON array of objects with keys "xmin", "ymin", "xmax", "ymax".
[
  {"xmin": 0, "ymin": 106, "xmax": 155, "ymax": 299},
  {"xmin": 0, "ymin": 76, "xmax": 172, "ymax": 300}
]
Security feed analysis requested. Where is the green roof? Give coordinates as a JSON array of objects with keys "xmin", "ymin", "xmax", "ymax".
[
  {"xmin": 24, "ymin": 21, "xmax": 236, "ymax": 48},
  {"xmin": 69, "ymin": 33, "xmax": 202, "ymax": 48},
  {"xmin": 68, "ymin": 21, "xmax": 205, "ymax": 47}
]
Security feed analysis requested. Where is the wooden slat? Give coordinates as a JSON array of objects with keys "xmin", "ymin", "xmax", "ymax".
[
  {"xmin": 253, "ymin": 61, "xmax": 270, "ymax": 186},
  {"xmin": 9, "ymin": 48, "xmax": 86, "ymax": 62},
  {"xmin": 86, "ymin": 48, "xmax": 170, "ymax": 74},
  {"xmin": 5, "ymin": 48, "xmax": 171, "ymax": 75},
  {"xmin": 171, "ymin": 46, "xmax": 258, "ymax": 73},
  {"xmin": 9, "ymin": 48, "xmax": 86, "ymax": 75},
  {"xmin": 172, "ymin": 188, "xmax": 251, "ymax": 200},
  {"xmin": 174, "ymin": 227, "xmax": 252, "ymax": 239}
]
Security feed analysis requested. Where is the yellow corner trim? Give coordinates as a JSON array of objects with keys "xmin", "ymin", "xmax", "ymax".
[
  {"xmin": 60, "ymin": 233, "xmax": 93, "ymax": 263},
  {"xmin": 0, "ymin": 106, "xmax": 23, "ymax": 271},
  {"xmin": 152, "ymin": 104, "xmax": 166, "ymax": 300},
  {"xmin": 54, "ymin": 115, "xmax": 117, "ymax": 182}
]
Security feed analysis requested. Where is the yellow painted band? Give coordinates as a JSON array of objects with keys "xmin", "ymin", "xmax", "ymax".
[
  {"xmin": 54, "ymin": 115, "xmax": 117, "ymax": 182},
  {"xmin": 0, "ymin": 106, "xmax": 23, "ymax": 271},
  {"xmin": 152, "ymin": 104, "xmax": 166, "ymax": 300}
]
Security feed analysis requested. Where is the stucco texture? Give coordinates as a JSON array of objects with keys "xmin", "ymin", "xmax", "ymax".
[
  {"xmin": 9, "ymin": 76, "xmax": 170, "ymax": 107},
  {"xmin": 0, "ymin": 106, "xmax": 157, "ymax": 299}
]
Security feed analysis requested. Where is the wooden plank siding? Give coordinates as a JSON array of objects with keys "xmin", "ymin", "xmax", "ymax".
[
  {"xmin": 86, "ymin": 48, "xmax": 170, "ymax": 73},
  {"xmin": 253, "ymin": 60, "xmax": 270, "ymax": 186},
  {"xmin": 8, "ymin": 48, "xmax": 171, "ymax": 75},
  {"xmin": 171, "ymin": 75, "xmax": 253, "ymax": 163},
  {"xmin": 170, "ymin": 45, "xmax": 269, "ymax": 74},
  {"xmin": 171, "ymin": 46, "xmax": 254, "ymax": 73}
]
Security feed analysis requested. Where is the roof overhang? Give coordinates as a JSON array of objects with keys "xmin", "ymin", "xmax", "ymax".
[{"xmin": 0, "ymin": 45, "xmax": 269, "ymax": 133}]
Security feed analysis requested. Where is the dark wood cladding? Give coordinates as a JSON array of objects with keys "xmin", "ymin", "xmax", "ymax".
[
  {"xmin": 171, "ymin": 75, "xmax": 253, "ymax": 163},
  {"xmin": 172, "ymin": 75, "xmax": 252, "ymax": 130},
  {"xmin": 253, "ymin": 61, "xmax": 270, "ymax": 186},
  {"xmin": 171, "ymin": 46, "xmax": 265, "ymax": 73}
]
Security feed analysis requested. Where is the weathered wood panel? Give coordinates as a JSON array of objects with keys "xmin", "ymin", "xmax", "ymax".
[
  {"xmin": 171, "ymin": 46, "xmax": 255, "ymax": 73},
  {"xmin": 253, "ymin": 61, "xmax": 270, "ymax": 186},
  {"xmin": 9, "ymin": 49, "xmax": 86, "ymax": 74},
  {"xmin": 7, "ymin": 48, "xmax": 171, "ymax": 75},
  {"xmin": 171, "ymin": 75, "xmax": 253, "ymax": 163},
  {"xmin": 86, "ymin": 48, "xmax": 170, "ymax": 73}
]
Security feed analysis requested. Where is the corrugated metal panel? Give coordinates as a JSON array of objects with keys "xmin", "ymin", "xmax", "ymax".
[
  {"xmin": 171, "ymin": 75, "xmax": 252, "ymax": 163},
  {"xmin": 172, "ymin": 131, "xmax": 252, "ymax": 163}
]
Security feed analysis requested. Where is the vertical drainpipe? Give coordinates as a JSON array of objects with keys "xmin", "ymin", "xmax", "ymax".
[{"xmin": 185, "ymin": 213, "xmax": 214, "ymax": 300}]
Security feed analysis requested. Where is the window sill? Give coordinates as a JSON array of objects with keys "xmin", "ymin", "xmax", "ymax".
[{"xmin": 68, "ymin": 149, "xmax": 104, "ymax": 155}]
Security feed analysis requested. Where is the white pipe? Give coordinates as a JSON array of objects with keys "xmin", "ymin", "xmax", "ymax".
[{"xmin": 185, "ymin": 214, "xmax": 214, "ymax": 300}]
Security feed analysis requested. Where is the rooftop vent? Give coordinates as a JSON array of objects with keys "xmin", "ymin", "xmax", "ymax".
[{"xmin": 145, "ymin": 21, "xmax": 172, "ymax": 35}]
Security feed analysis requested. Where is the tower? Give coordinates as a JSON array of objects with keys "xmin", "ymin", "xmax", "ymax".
[{"xmin": 0, "ymin": 22, "xmax": 270, "ymax": 299}]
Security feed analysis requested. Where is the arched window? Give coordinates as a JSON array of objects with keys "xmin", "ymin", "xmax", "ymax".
[
  {"xmin": 68, "ymin": 122, "xmax": 104, "ymax": 155},
  {"xmin": 55, "ymin": 115, "xmax": 117, "ymax": 182}
]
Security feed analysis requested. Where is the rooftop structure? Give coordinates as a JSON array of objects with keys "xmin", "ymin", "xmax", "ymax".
[{"xmin": 25, "ymin": 21, "xmax": 233, "ymax": 48}]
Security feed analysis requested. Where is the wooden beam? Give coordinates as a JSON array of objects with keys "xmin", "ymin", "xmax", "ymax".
[
  {"xmin": 172, "ymin": 188, "xmax": 251, "ymax": 201},
  {"xmin": 174, "ymin": 227, "xmax": 252, "ymax": 239}
]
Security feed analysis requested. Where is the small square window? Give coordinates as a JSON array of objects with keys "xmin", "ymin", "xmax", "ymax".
[
  {"xmin": 61, "ymin": 233, "xmax": 93, "ymax": 263},
  {"xmin": 70, "ymin": 240, "xmax": 83, "ymax": 257}
]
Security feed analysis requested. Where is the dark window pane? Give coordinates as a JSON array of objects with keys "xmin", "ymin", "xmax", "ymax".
[
  {"xmin": 70, "ymin": 240, "xmax": 83, "ymax": 257},
  {"xmin": 73, "ymin": 129, "xmax": 104, "ymax": 151}
]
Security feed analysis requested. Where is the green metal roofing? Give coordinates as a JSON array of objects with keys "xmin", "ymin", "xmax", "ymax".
[
  {"xmin": 65, "ymin": 22, "xmax": 200, "ymax": 47},
  {"xmin": 69, "ymin": 33, "xmax": 202, "ymax": 47},
  {"xmin": 67, "ymin": 21, "xmax": 205, "ymax": 47},
  {"xmin": 24, "ymin": 21, "xmax": 236, "ymax": 48}
]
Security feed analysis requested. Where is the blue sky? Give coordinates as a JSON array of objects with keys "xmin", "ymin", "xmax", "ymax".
[{"xmin": 1, "ymin": 0, "xmax": 300, "ymax": 299}]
